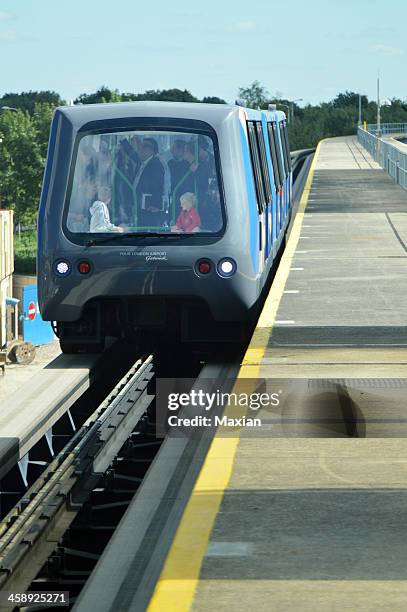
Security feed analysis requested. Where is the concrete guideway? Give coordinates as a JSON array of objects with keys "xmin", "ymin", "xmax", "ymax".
[
  {"xmin": 385, "ymin": 134, "xmax": 407, "ymax": 154},
  {"xmin": 148, "ymin": 137, "xmax": 407, "ymax": 612}
]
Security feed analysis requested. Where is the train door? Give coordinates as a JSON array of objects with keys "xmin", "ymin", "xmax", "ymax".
[
  {"xmin": 247, "ymin": 121, "xmax": 267, "ymax": 273},
  {"xmin": 274, "ymin": 121, "xmax": 286, "ymax": 227},
  {"xmin": 267, "ymin": 122, "xmax": 284, "ymax": 236},
  {"xmin": 263, "ymin": 117, "xmax": 278, "ymax": 249},
  {"xmin": 279, "ymin": 121, "xmax": 291, "ymax": 219},
  {"xmin": 278, "ymin": 121, "xmax": 286, "ymax": 219},
  {"xmin": 266, "ymin": 122, "xmax": 278, "ymax": 242},
  {"xmin": 255, "ymin": 121, "xmax": 273, "ymax": 260},
  {"xmin": 281, "ymin": 121, "xmax": 293, "ymax": 212}
]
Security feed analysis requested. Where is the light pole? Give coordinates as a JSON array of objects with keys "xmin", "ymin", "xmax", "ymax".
[
  {"xmin": 277, "ymin": 102, "xmax": 290, "ymax": 122},
  {"xmin": 375, "ymin": 77, "xmax": 392, "ymax": 137},
  {"xmin": 376, "ymin": 75, "xmax": 381, "ymax": 137},
  {"xmin": 358, "ymin": 94, "xmax": 362, "ymax": 127},
  {"xmin": 276, "ymin": 99, "xmax": 303, "ymax": 123}
]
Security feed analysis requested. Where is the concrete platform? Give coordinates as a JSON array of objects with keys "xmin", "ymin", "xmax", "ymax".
[
  {"xmin": 0, "ymin": 352, "xmax": 98, "ymax": 478},
  {"xmin": 148, "ymin": 137, "xmax": 407, "ymax": 611},
  {"xmin": 0, "ymin": 340, "xmax": 61, "ymax": 403}
]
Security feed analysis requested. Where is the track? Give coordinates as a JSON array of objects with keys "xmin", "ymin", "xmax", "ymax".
[{"xmin": 73, "ymin": 354, "xmax": 242, "ymax": 611}]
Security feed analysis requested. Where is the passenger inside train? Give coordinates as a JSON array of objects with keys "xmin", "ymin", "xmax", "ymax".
[
  {"xmin": 66, "ymin": 130, "xmax": 223, "ymax": 235},
  {"xmin": 168, "ymin": 140, "xmax": 190, "ymax": 201},
  {"xmin": 171, "ymin": 192, "xmax": 201, "ymax": 233},
  {"xmin": 89, "ymin": 186, "xmax": 123, "ymax": 233}
]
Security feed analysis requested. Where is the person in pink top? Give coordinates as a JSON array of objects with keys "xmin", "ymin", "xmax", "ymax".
[{"xmin": 171, "ymin": 192, "xmax": 201, "ymax": 233}]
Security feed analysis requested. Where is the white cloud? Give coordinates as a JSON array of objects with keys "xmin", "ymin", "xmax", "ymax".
[
  {"xmin": 226, "ymin": 21, "xmax": 256, "ymax": 33},
  {"xmin": 0, "ymin": 12, "xmax": 13, "ymax": 21},
  {"xmin": 369, "ymin": 44, "xmax": 404, "ymax": 57}
]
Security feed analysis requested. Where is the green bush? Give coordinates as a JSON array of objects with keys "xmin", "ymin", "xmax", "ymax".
[{"xmin": 14, "ymin": 231, "xmax": 37, "ymax": 275}]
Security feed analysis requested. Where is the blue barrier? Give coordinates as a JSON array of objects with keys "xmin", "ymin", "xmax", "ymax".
[{"xmin": 22, "ymin": 284, "xmax": 54, "ymax": 345}]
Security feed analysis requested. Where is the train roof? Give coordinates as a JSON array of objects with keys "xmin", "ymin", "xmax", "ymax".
[{"xmin": 55, "ymin": 101, "xmax": 286, "ymax": 129}]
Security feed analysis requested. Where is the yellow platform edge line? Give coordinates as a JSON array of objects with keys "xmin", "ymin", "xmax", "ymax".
[{"xmin": 147, "ymin": 143, "xmax": 323, "ymax": 612}]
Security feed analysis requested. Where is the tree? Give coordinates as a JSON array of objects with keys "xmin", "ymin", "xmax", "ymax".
[
  {"xmin": 0, "ymin": 90, "xmax": 63, "ymax": 114},
  {"xmin": 131, "ymin": 88, "xmax": 199, "ymax": 103},
  {"xmin": 32, "ymin": 103, "xmax": 56, "ymax": 158},
  {"xmin": 237, "ymin": 81, "xmax": 269, "ymax": 109},
  {"xmin": 74, "ymin": 87, "xmax": 228, "ymax": 105},
  {"xmin": 0, "ymin": 109, "xmax": 44, "ymax": 223},
  {"xmin": 74, "ymin": 86, "xmax": 123, "ymax": 105},
  {"xmin": 201, "ymin": 96, "xmax": 226, "ymax": 104},
  {"xmin": 331, "ymin": 91, "xmax": 368, "ymax": 109},
  {"xmin": 76, "ymin": 87, "xmax": 205, "ymax": 104}
]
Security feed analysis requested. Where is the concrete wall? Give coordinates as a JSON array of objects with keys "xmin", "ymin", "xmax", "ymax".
[
  {"xmin": 0, "ymin": 210, "xmax": 13, "ymax": 281},
  {"xmin": 0, "ymin": 275, "xmax": 13, "ymax": 347},
  {"xmin": 0, "ymin": 210, "xmax": 14, "ymax": 347}
]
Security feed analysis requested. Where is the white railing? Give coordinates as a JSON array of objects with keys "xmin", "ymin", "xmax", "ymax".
[
  {"xmin": 365, "ymin": 123, "xmax": 407, "ymax": 136},
  {"xmin": 358, "ymin": 124, "xmax": 407, "ymax": 191}
]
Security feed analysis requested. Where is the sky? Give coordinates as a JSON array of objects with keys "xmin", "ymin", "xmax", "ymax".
[{"xmin": 0, "ymin": 0, "xmax": 406, "ymax": 106}]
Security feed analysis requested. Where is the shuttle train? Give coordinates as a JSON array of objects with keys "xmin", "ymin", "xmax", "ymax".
[{"xmin": 37, "ymin": 101, "xmax": 293, "ymax": 352}]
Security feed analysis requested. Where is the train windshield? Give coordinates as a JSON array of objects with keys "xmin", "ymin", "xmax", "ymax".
[{"xmin": 66, "ymin": 129, "xmax": 224, "ymax": 236}]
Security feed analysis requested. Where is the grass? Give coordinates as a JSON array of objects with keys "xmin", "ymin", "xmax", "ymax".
[{"xmin": 14, "ymin": 231, "xmax": 37, "ymax": 275}]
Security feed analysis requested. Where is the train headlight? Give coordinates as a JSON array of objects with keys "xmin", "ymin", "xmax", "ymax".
[
  {"xmin": 217, "ymin": 258, "xmax": 236, "ymax": 278},
  {"xmin": 54, "ymin": 259, "xmax": 71, "ymax": 277}
]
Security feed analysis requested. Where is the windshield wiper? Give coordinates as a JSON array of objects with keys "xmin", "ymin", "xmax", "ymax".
[{"xmin": 85, "ymin": 232, "xmax": 198, "ymax": 247}]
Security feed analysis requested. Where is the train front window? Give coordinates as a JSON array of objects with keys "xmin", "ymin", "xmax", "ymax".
[{"xmin": 66, "ymin": 130, "xmax": 224, "ymax": 236}]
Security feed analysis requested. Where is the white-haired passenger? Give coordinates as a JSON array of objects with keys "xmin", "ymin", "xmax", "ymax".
[
  {"xmin": 89, "ymin": 186, "xmax": 123, "ymax": 233},
  {"xmin": 171, "ymin": 192, "xmax": 201, "ymax": 233}
]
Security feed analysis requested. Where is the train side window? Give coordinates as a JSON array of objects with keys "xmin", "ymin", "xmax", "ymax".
[
  {"xmin": 271, "ymin": 121, "xmax": 284, "ymax": 187},
  {"xmin": 267, "ymin": 122, "xmax": 281, "ymax": 191},
  {"xmin": 255, "ymin": 122, "xmax": 272, "ymax": 203},
  {"xmin": 280, "ymin": 121, "xmax": 291, "ymax": 175},
  {"xmin": 282, "ymin": 122, "xmax": 292, "ymax": 172},
  {"xmin": 247, "ymin": 121, "xmax": 266, "ymax": 213}
]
